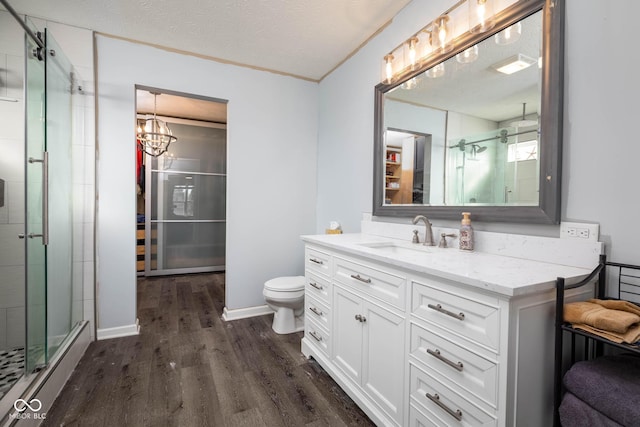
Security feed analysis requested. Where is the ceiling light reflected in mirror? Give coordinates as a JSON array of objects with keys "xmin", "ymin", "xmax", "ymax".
[{"xmin": 492, "ymin": 53, "xmax": 537, "ymax": 75}]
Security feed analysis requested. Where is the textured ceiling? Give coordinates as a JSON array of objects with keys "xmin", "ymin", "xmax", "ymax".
[{"xmin": 8, "ymin": 0, "xmax": 412, "ymax": 81}]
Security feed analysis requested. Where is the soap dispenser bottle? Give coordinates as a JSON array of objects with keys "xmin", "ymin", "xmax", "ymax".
[{"xmin": 459, "ymin": 212, "xmax": 474, "ymax": 251}]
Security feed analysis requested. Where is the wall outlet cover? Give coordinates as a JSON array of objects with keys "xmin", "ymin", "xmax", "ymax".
[{"xmin": 560, "ymin": 222, "xmax": 599, "ymax": 242}]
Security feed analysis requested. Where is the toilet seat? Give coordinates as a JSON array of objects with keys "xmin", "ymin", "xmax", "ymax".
[{"xmin": 264, "ymin": 276, "xmax": 305, "ymax": 292}]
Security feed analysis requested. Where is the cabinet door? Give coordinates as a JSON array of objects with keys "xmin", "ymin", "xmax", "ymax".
[
  {"xmin": 333, "ymin": 286, "xmax": 364, "ymax": 383},
  {"xmin": 362, "ymin": 301, "xmax": 405, "ymax": 424}
]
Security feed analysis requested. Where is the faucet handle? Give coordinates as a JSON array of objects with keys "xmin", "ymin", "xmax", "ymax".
[
  {"xmin": 438, "ymin": 233, "xmax": 457, "ymax": 248},
  {"xmin": 412, "ymin": 229, "xmax": 420, "ymax": 244}
]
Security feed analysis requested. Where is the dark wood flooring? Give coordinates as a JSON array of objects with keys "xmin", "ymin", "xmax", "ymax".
[{"xmin": 43, "ymin": 273, "xmax": 375, "ymax": 426}]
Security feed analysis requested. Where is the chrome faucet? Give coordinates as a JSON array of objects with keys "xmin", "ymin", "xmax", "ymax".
[{"xmin": 412, "ymin": 215, "xmax": 435, "ymax": 246}]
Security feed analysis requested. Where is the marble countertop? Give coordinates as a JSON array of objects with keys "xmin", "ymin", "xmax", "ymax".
[{"xmin": 301, "ymin": 233, "xmax": 596, "ymax": 298}]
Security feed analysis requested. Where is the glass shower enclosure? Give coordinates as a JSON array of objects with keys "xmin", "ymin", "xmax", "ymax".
[{"xmin": 0, "ymin": 9, "xmax": 82, "ymax": 405}]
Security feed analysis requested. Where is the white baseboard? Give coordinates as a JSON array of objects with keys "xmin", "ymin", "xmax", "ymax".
[
  {"xmin": 222, "ymin": 305, "xmax": 273, "ymax": 321},
  {"xmin": 96, "ymin": 319, "xmax": 140, "ymax": 340}
]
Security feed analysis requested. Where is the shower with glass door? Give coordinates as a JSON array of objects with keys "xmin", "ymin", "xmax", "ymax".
[{"xmin": 0, "ymin": 3, "xmax": 84, "ymax": 408}]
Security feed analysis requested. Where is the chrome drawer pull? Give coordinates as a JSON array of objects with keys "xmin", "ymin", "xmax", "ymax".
[
  {"xmin": 309, "ymin": 258, "xmax": 324, "ymax": 265},
  {"xmin": 310, "ymin": 307, "xmax": 323, "ymax": 316},
  {"xmin": 427, "ymin": 348, "xmax": 464, "ymax": 372},
  {"xmin": 350, "ymin": 274, "xmax": 372, "ymax": 284},
  {"xmin": 309, "ymin": 282, "xmax": 323, "ymax": 290},
  {"xmin": 309, "ymin": 331, "xmax": 323, "ymax": 342},
  {"xmin": 428, "ymin": 303, "xmax": 465, "ymax": 321},
  {"xmin": 426, "ymin": 393, "xmax": 462, "ymax": 421}
]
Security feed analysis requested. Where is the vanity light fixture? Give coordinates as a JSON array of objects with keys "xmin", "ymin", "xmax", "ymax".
[
  {"xmin": 379, "ymin": 0, "xmax": 503, "ymax": 84},
  {"xmin": 136, "ymin": 92, "xmax": 177, "ymax": 157},
  {"xmin": 495, "ymin": 21, "xmax": 522, "ymax": 45},
  {"xmin": 469, "ymin": 0, "xmax": 495, "ymax": 33},
  {"xmin": 492, "ymin": 53, "xmax": 536, "ymax": 75}
]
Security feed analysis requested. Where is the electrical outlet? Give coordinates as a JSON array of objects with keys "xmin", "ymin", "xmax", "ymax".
[{"xmin": 560, "ymin": 222, "xmax": 599, "ymax": 242}]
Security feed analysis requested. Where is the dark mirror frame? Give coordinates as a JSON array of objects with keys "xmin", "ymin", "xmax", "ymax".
[{"xmin": 373, "ymin": 0, "xmax": 564, "ymax": 224}]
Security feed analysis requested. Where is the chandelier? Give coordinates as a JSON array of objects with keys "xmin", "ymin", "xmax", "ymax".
[{"xmin": 136, "ymin": 92, "xmax": 177, "ymax": 157}]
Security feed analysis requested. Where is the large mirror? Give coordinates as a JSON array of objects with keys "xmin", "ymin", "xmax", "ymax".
[{"xmin": 373, "ymin": 0, "xmax": 564, "ymax": 223}]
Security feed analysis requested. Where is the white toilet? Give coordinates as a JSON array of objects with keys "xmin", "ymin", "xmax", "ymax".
[{"xmin": 263, "ymin": 276, "xmax": 305, "ymax": 334}]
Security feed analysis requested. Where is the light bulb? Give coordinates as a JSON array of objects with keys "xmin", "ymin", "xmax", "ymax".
[
  {"xmin": 469, "ymin": 0, "xmax": 494, "ymax": 33},
  {"xmin": 408, "ymin": 37, "xmax": 418, "ymax": 69},
  {"xmin": 477, "ymin": 2, "xmax": 486, "ymax": 27},
  {"xmin": 384, "ymin": 54, "xmax": 394, "ymax": 83},
  {"xmin": 432, "ymin": 15, "xmax": 453, "ymax": 53},
  {"xmin": 137, "ymin": 126, "xmax": 142, "ymax": 134}
]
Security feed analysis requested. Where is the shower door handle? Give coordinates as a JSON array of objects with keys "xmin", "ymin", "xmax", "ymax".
[
  {"xmin": 18, "ymin": 233, "xmax": 43, "ymax": 239},
  {"xmin": 28, "ymin": 152, "xmax": 49, "ymax": 245}
]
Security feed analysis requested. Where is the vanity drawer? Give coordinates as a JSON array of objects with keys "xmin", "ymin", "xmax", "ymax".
[
  {"xmin": 305, "ymin": 294, "xmax": 330, "ymax": 331},
  {"xmin": 305, "ymin": 247, "xmax": 332, "ymax": 277},
  {"xmin": 409, "ymin": 402, "xmax": 447, "ymax": 427},
  {"xmin": 410, "ymin": 322, "xmax": 498, "ymax": 409},
  {"xmin": 410, "ymin": 363, "xmax": 496, "ymax": 427},
  {"xmin": 305, "ymin": 317, "xmax": 330, "ymax": 357},
  {"xmin": 412, "ymin": 280, "xmax": 500, "ymax": 352},
  {"xmin": 306, "ymin": 272, "xmax": 332, "ymax": 305},
  {"xmin": 334, "ymin": 256, "xmax": 406, "ymax": 310}
]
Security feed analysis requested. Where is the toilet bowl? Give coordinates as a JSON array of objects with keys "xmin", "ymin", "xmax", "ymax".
[{"xmin": 263, "ymin": 276, "xmax": 305, "ymax": 334}]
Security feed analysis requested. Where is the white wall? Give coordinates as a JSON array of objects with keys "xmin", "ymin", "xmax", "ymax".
[
  {"xmin": 316, "ymin": 0, "xmax": 452, "ymax": 234},
  {"xmin": 562, "ymin": 0, "xmax": 640, "ymax": 265},
  {"xmin": 317, "ymin": 0, "xmax": 640, "ymax": 265},
  {"xmin": 96, "ymin": 36, "xmax": 318, "ymax": 331}
]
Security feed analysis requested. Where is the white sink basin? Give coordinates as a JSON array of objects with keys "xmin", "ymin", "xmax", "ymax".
[{"xmin": 357, "ymin": 241, "xmax": 435, "ymax": 257}]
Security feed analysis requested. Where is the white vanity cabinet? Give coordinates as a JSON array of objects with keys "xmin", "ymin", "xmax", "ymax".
[
  {"xmin": 304, "ymin": 247, "xmax": 333, "ymax": 358},
  {"xmin": 303, "ymin": 246, "xmax": 407, "ymax": 426},
  {"xmin": 301, "ymin": 236, "xmax": 596, "ymax": 427},
  {"xmin": 408, "ymin": 278, "xmax": 502, "ymax": 426},
  {"xmin": 333, "ymin": 285, "xmax": 405, "ymax": 425}
]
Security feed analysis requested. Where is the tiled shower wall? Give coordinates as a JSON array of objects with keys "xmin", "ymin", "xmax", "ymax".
[{"xmin": 0, "ymin": 11, "xmax": 26, "ymax": 351}]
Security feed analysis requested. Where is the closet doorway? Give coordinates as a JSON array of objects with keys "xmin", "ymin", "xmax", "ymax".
[{"xmin": 135, "ymin": 87, "xmax": 227, "ymax": 276}]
